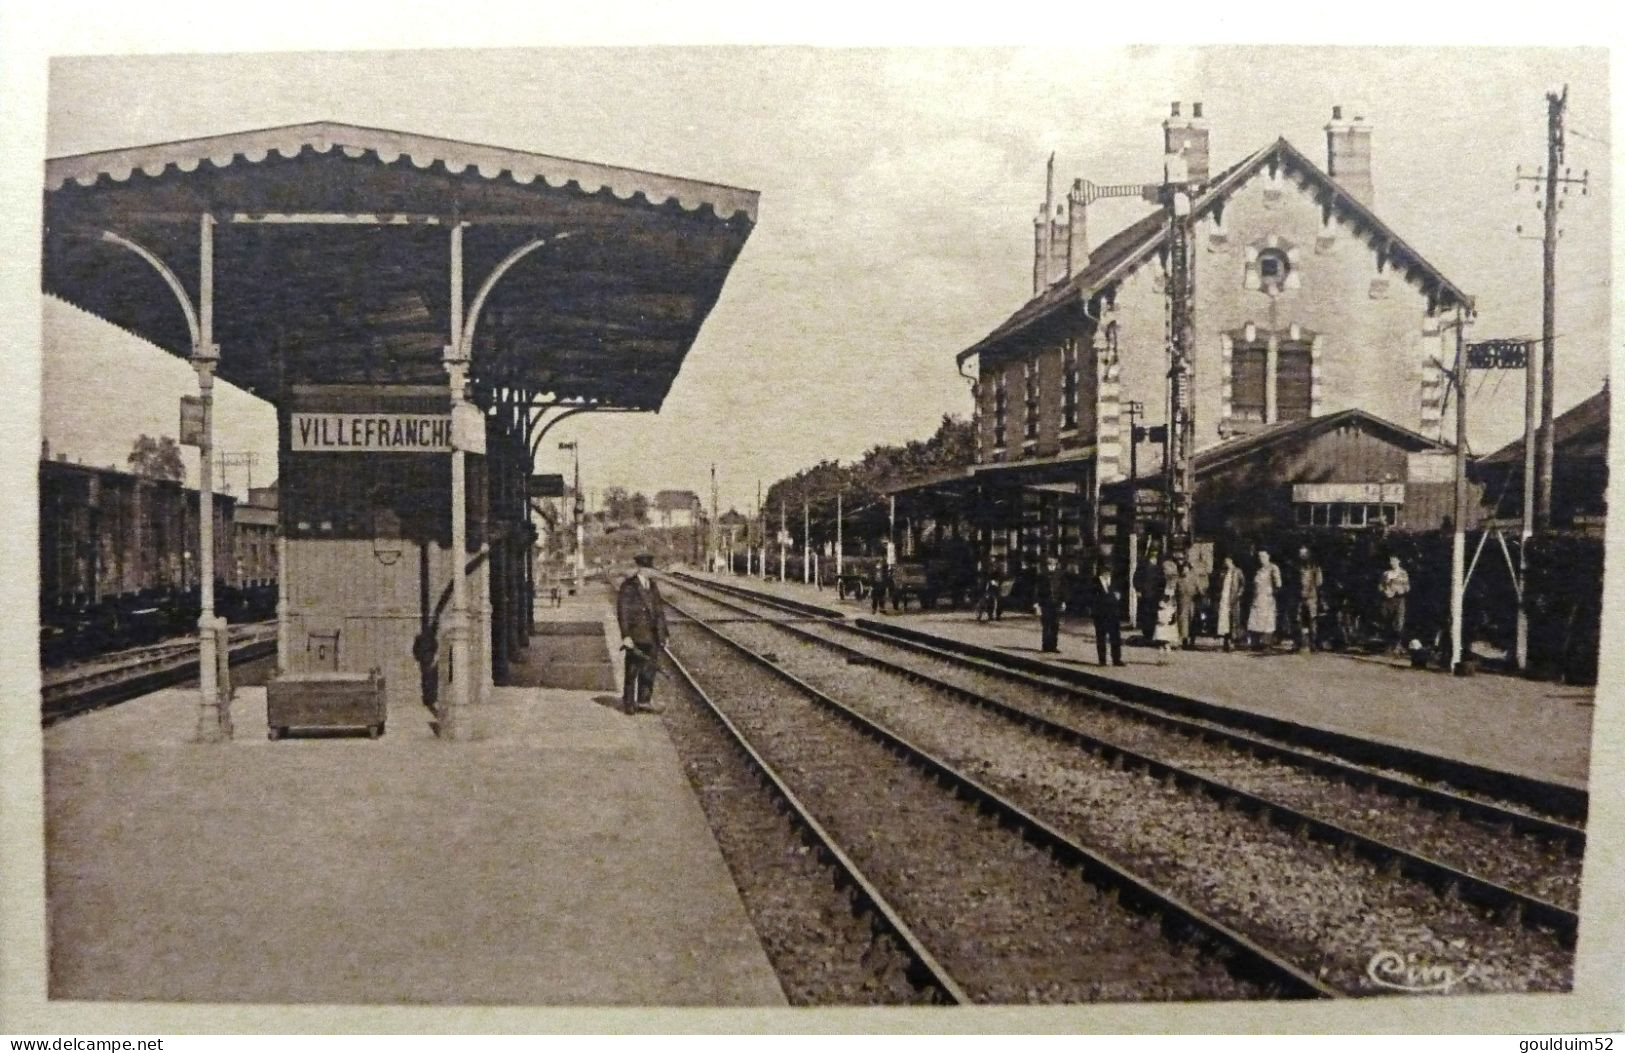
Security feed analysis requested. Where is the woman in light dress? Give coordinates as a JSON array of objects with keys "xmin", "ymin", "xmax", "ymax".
[
  {"xmin": 1247, "ymin": 549, "xmax": 1283, "ymax": 650},
  {"xmin": 1215, "ymin": 553, "xmax": 1247, "ymax": 652},
  {"xmin": 1153, "ymin": 583, "xmax": 1180, "ymax": 657}
]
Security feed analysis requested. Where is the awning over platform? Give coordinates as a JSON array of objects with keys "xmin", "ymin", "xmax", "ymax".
[{"xmin": 43, "ymin": 122, "xmax": 759, "ymax": 410}]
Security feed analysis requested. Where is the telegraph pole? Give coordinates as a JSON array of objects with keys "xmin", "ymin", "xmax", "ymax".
[
  {"xmin": 216, "ymin": 450, "xmax": 260, "ymax": 496},
  {"xmin": 835, "ymin": 490, "xmax": 844, "ymax": 583},
  {"xmin": 1449, "ymin": 309, "xmax": 1469, "ymax": 675},
  {"xmin": 1516, "ymin": 85, "xmax": 1588, "ymax": 528},
  {"xmin": 710, "ymin": 463, "xmax": 719, "ymax": 570},
  {"xmin": 1538, "ymin": 87, "xmax": 1564, "ymax": 530},
  {"xmin": 779, "ymin": 500, "xmax": 787, "ymax": 583}
]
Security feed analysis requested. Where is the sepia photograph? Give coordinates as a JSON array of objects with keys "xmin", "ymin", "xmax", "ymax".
[{"xmin": 4, "ymin": 17, "xmax": 1623, "ymax": 1036}]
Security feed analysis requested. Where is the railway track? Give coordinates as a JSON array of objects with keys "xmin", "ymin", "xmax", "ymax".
[
  {"xmin": 673, "ymin": 573, "xmax": 1584, "ymax": 847},
  {"xmin": 666, "ymin": 593, "xmax": 1334, "ymax": 1002},
  {"xmin": 661, "ymin": 645, "xmax": 966, "ymax": 1005},
  {"xmin": 663, "ymin": 576, "xmax": 1577, "ymax": 995},
  {"xmin": 678, "ymin": 573, "xmax": 1588, "ymax": 822},
  {"xmin": 42, "ymin": 623, "xmax": 278, "ymax": 725}
]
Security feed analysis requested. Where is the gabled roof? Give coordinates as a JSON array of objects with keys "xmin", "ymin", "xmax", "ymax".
[
  {"xmin": 959, "ymin": 137, "xmax": 1471, "ymax": 365},
  {"xmin": 1479, "ymin": 385, "xmax": 1610, "ymax": 466},
  {"xmin": 1193, "ymin": 408, "xmax": 1452, "ymax": 477}
]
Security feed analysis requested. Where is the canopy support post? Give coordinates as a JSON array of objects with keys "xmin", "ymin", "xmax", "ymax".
[
  {"xmin": 193, "ymin": 213, "xmax": 229, "ymax": 741},
  {"xmin": 94, "ymin": 221, "xmax": 229, "ymax": 741},
  {"xmin": 441, "ymin": 221, "xmax": 475, "ymax": 740}
]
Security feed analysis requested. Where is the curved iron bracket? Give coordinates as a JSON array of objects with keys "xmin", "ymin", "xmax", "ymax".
[
  {"xmin": 461, "ymin": 231, "xmax": 574, "ymax": 355},
  {"xmin": 97, "ymin": 228, "xmax": 201, "ymax": 350}
]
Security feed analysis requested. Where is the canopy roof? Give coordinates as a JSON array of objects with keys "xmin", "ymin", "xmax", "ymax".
[{"xmin": 43, "ymin": 122, "xmax": 759, "ymax": 410}]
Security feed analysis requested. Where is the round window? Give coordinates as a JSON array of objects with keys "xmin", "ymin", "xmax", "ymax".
[{"xmin": 1257, "ymin": 247, "xmax": 1291, "ymax": 289}]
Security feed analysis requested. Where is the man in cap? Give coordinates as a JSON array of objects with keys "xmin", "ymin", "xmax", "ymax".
[
  {"xmin": 1032, "ymin": 553, "xmax": 1068, "ymax": 653},
  {"xmin": 616, "ymin": 554, "xmax": 669, "ymax": 713}
]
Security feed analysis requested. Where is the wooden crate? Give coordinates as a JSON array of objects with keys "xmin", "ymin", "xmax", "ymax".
[{"xmin": 266, "ymin": 669, "xmax": 386, "ymax": 740}]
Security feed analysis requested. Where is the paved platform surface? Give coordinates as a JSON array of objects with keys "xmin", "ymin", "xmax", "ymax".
[
  {"xmin": 43, "ymin": 589, "xmax": 785, "ymax": 1007},
  {"xmin": 683, "ymin": 570, "xmax": 1596, "ymax": 789}
]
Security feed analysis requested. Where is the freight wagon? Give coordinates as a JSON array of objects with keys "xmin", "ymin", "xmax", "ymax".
[{"xmin": 39, "ymin": 458, "xmax": 279, "ymax": 663}]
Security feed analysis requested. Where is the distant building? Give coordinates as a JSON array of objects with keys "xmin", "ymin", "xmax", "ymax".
[
  {"xmin": 718, "ymin": 508, "xmax": 749, "ymax": 546},
  {"xmin": 236, "ymin": 481, "xmax": 279, "ymax": 586},
  {"xmin": 1476, "ymin": 384, "xmax": 1609, "ymax": 535},
  {"xmin": 653, "ymin": 489, "xmax": 702, "ymax": 529}
]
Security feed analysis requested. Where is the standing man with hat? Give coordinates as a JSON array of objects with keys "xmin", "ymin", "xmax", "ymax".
[
  {"xmin": 617, "ymin": 553, "xmax": 669, "ymax": 714},
  {"xmin": 1032, "ymin": 553, "xmax": 1068, "ymax": 654},
  {"xmin": 1087, "ymin": 558, "xmax": 1126, "ymax": 667}
]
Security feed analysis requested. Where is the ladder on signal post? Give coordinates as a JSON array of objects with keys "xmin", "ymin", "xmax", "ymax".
[{"xmin": 1074, "ymin": 175, "xmax": 1198, "ymax": 547}]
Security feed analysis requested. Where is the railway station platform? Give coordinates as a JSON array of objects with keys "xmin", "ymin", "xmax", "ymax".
[
  {"xmin": 683, "ymin": 570, "xmax": 1596, "ymax": 790},
  {"xmin": 41, "ymin": 587, "xmax": 786, "ymax": 1008}
]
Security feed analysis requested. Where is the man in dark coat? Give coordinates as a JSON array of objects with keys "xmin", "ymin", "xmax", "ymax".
[
  {"xmin": 869, "ymin": 561, "xmax": 891, "ymax": 615},
  {"xmin": 1032, "ymin": 554, "xmax": 1068, "ymax": 653},
  {"xmin": 1087, "ymin": 559, "xmax": 1126, "ymax": 667},
  {"xmin": 1133, "ymin": 544, "xmax": 1166, "ymax": 642},
  {"xmin": 1292, "ymin": 545, "xmax": 1325, "ymax": 652},
  {"xmin": 616, "ymin": 554, "xmax": 669, "ymax": 713}
]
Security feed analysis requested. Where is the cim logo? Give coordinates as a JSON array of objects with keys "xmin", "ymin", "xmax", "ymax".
[{"xmin": 1366, "ymin": 949, "xmax": 1476, "ymax": 993}]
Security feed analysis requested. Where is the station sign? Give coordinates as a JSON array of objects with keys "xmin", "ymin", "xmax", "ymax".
[
  {"xmin": 291, "ymin": 412, "xmax": 453, "ymax": 453},
  {"xmin": 529, "ymin": 473, "xmax": 566, "ymax": 498},
  {"xmin": 1407, "ymin": 452, "xmax": 1455, "ymax": 485},
  {"xmin": 1292, "ymin": 482, "xmax": 1406, "ymax": 504},
  {"xmin": 452, "ymin": 402, "xmax": 486, "ymax": 455},
  {"xmin": 179, "ymin": 396, "xmax": 205, "ymax": 447}
]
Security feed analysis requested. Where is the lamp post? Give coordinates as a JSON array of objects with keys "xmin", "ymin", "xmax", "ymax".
[{"xmin": 559, "ymin": 441, "xmax": 583, "ymax": 586}]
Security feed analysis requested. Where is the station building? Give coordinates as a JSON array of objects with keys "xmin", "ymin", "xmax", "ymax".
[
  {"xmin": 43, "ymin": 122, "xmax": 757, "ymax": 737},
  {"xmin": 895, "ymin": 104, "xmax": 1476, "ymax": 587}
]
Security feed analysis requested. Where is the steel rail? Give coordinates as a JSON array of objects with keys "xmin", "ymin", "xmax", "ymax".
[
  {"xmin": 42, "ymin": 637, "xmax": 278, "ymax": 725},
  {"xmin": 671, "ymin": 572, "xmax": 1587, "ymax": 850},
  {"xmin": 664, "ymin": 577, "xmax": 1580, "ymax": 948},
  {"xmin": 661, "ymin": 640, "xmax": 968, "ymax": 1006},
  {"xmin": 665, "ymin": 592, "xmax": 1340, "ymax": 1000}
]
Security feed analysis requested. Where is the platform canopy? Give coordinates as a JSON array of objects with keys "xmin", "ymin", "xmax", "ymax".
[{"xmin": 43, "ymin": 122, "xmax": 759, "ymax": 410}]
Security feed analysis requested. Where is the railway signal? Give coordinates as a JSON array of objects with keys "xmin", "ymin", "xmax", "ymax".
[{"xmin": 1074, "ymin": 102, "xmax": 1203, "ymax": 550}]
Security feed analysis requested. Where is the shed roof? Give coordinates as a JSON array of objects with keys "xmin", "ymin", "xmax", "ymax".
[
  {"xmin": 1479, "ymin": 385, "xmax": 1610, "ymax": 466},
  {"xmin": 1192, "ymin": 408, "xmax": 1453, "ymax": 477}
]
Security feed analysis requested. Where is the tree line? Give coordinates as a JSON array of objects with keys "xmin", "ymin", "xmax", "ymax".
[{"xmin": 757, "ymin": 414, "xmax": 974, "ymax": 539}]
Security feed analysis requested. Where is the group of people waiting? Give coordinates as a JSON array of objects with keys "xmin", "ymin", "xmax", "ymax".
[
  {"xmin": 1133, "ymin": 545, "xmax": 1413, "ymax": 655},
  {"xmin": 971, "ymin": 545, "xmax": 1416, "ymax": 666}
]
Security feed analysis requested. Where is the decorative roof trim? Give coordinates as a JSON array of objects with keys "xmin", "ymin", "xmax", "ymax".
[{"xmin": 45, "ymin": 121, "xmax": 759, "ymax": 223}]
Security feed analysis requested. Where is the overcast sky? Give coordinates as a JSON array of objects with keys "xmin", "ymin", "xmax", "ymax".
[{"xmin": 43, "ymin": 46, "xmax": 1610, "ymax": 511}]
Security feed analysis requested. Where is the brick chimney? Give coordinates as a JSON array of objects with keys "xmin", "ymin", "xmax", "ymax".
[
  {"xmin": 1326, "ymin": 105, "xmax": 1374, "ymax": 205},
  {"xmin": 1032, "ymin": 154, "xmax": 1054, "ymax": 295},
  {"xmin": 1032, "ymin": 154, "xmax": 1073, "ymax": 294},
  {"xmin": 1162, "ymin": 101, "xmax": 1210, "ymax": 185},
  {"xmin": 1066, "ymin": 179, "xmax": 1088, "ymax": 274}
]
